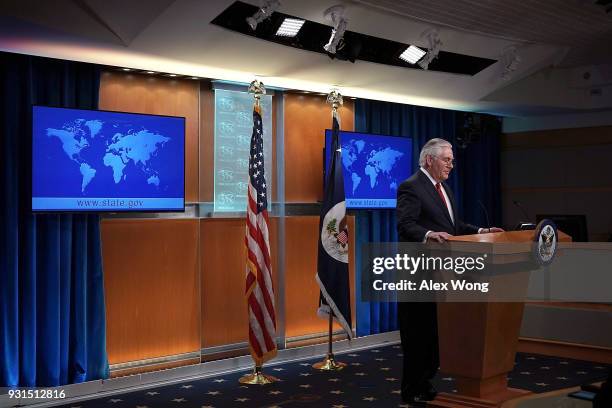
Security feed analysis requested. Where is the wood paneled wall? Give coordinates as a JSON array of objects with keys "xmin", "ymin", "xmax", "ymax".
[
  {"xmin": 503, "ymin": 127, "xmax": 612, "ymax": 352},
  {"xmin": 501, "ymin": 126, "xmax": 612, "ymax": 241},
  {"xmin": 284, "ymin": 216, "xmax": 356, "ymax": 339},
  {"xmin": 284, "ymin": 93, "xmax": 354, "ymax": 202},
  {"xmin": 100, "ymin": 79, "xmax": 358, "ymax": 368},
  {"xmin": 199, "ymin": 216, "xmax": 356, "ymax": 347},
  {"xmin": 99, "ymin": 71, "xmax": 200, "ymax": 202},
  {"xmin": 102, "ymin": 219, "xmax": 200, "ymax": 364},
  {"xmin": 283, "ymin": 93, "xmax": 355, "ymax": 337},
  {"xmin": 200, "ymin": 218, "xmax": 279, "ymax": 348},
  {"xmin": 199, "ymin": 85, "xmax": 214, "ymax": 202}
]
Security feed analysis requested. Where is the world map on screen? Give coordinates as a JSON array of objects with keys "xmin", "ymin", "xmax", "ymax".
[
  {"xmin": 326, "ymin": 131, "xmax": 412, "ymax": 208},
  {"xmin": 32, "ymin": 106, "xmax": 183, "ymax": 211},
  {"xmin": 42, "ymin": 118, "xmax": 173, "ymax": 195},
  {"xmin": 38, "ymin": 113, "xmax": 182, "ymax": 201},
  {"xmin": 341, "ymin": 138, "xmax": 404, "ymax": 195}
]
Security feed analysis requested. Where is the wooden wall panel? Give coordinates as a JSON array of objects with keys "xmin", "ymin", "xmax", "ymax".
[
  {"xmin": 200, "ymin": 218, "xmax": 279, "ymax": 348},
  {"xmin": 501, "ymin": 127, "xmax": 612, "ymax": 241},
  {"xmin": 99, "ymin": 81, "xmax": 360, "ymax": 365},
  {"xmin": 99, "ymin": 71, "xmax": 200, "ymax": 202},
  {"xmin": 284, "ymin": 216, "xmax": 356, "ymax": 339},
  {"xmin": 271, "ymin": 95, "xmax": 278, "ymax": 201},
  {"xmin": 199, "ymin": 84, "xmax": 214, "ymax": 202},
  {"xmin": 284, "ymin": 94, "xmax": 354, "ymax": 202},
  {"xmin": 501, "ymin": 126, "xmax": 612, "ymax": 150},
  {"xmin": 102, "ymin": 219, "xmax": 200, "ymax": 364},
  {"xmin": 518, "ymin": 338, "xmax": 612, "ymax": 364}
]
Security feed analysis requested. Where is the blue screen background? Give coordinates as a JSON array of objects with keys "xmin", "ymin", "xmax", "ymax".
[
  {"xmin": 32, "ymin": 106, "xmax": 185, "ymax": 211},
  {"xmin": 324, "ymin": 130, "xmax": 412, "ymax": 209}
]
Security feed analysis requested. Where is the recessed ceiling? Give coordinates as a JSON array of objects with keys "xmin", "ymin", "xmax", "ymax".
[
  {"xmin": 211, "ymin": 1, "xmax": 497, "ymax": 76},
  {"xmin": 0, "ymin": 0, "xmax": 611, "ymax": 116},
  {"xmin": 353, "ymin": 0, "xmax": 612, "ymax": 67}
]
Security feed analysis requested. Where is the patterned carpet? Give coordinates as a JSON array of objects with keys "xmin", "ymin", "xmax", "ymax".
[{"xmin": 53, "ymin": 345, "xmax": 610, "ymax": 408}]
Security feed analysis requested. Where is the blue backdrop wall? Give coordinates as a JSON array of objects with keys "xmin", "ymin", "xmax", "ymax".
[
  {"xmin": 0, "ymin": 52, "xmax": 109, "ymax": 387},
  {"xmin": 353, "ymin": 99, "xmax": 502, "ymax": 336}
]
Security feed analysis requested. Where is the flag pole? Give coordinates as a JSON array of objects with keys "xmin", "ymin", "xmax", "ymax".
[
  {"xmin": 313, "ymin": 89, "xmax": 347, "ymax": 371},
  {"xmin": 239, "ymin": 79, "xmax": 279, "ymax": 385}
]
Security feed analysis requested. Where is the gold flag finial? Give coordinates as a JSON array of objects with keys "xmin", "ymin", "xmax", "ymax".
[
  {"xmin": 248, "ymin": 79, "xmax": 266, "ymax": 106},
  {"xmin": 327, "ymin": 89, "xmax": 343, "ymax": 112}
]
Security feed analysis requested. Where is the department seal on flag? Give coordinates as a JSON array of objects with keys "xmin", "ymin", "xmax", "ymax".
[
  {"xmin": 321, "ymin": 201, "xmax": 349, "ymax": 263},
  {"xmin": 532, "ymin": 219, "xmax": 557, "ymax": 266}
]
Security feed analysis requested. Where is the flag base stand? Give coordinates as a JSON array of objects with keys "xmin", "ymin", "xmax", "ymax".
[
  {"xmin": 312, "ymin": 353, "xmax": 347, "ymax": 371},
  {"xmin": 239, "ymin": 366, "xmax": 279, "ymax": 385},
  {"xmin": 312, "ymin": 312, "xmax": 346, "ymax": 371}
]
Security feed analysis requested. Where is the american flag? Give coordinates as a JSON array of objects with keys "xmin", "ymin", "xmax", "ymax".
[{"xmin": 245, "ymin": 104, "xmax": 277, "ymax": 366}]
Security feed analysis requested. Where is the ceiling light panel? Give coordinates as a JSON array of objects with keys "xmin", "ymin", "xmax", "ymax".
[
  {"xmin": 399, "ymin": 45, "xmax": 426, "ymax": 64},
  {"xmin": 275, "ymin": 18, "xmax": 305, "ymax": 37}
]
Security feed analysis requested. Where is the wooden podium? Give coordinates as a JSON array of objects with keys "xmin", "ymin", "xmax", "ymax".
[{"xmin": 429, "ymin": 230, "xmax": 571, "ymax": 408}]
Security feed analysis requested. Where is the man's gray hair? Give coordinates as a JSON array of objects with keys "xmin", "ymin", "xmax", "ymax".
[{"xmin": 419, "ymin": 138, "xmax": 452, "ymax": 167}]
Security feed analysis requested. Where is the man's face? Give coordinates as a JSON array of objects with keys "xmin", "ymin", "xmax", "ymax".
[{"xmin": 427, "ymin": 146, "xmax": 454, "ymax": 182}]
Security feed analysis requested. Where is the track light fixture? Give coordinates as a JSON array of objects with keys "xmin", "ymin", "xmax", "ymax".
[
  {"xmin": 417, "ymin": 28, "xmax": 442, "ymax": 70},
  {"xmin": 500, "ymin": 46, "xmax": 521, "ymax": 81},
  {"xmin": 246, "ymin": 0, "xmax": 281, "ymax": 30},
  {"xmin": 322, "ymin": 5, "xmax": 348, "ymax": 55}
]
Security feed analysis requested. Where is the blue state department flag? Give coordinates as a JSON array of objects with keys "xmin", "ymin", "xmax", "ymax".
[{"xmin": 315, "ymin": 111, "xmax": 352, "ymax": 338}]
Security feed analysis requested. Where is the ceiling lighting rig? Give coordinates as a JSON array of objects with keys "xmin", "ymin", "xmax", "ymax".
[
  {"xmin": 322, "ymin": 5, "xmax": 348, "ymax": 55},
  {"xmin": 246, "ymin": 0, "xmax": 281, "ymax": 30},
  {"xmin": 212, "ymin": 1, "xmax": 496, "ymax": 76},
  {"xmin": 500, "ymin": 46, "xmax": 521, "ymax": 81},
  {"xmin": 416, "ymin": 29, "xmax": 442, "ymax": 70}
]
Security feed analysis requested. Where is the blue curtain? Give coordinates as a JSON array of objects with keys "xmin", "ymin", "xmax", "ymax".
[
  {"xmin": 354, "ymin": 99, "xmax": 501, "ymax": 336},
  {"xmin": 0, "ymin": 52, "xmax": 109, "ymax": 387}
]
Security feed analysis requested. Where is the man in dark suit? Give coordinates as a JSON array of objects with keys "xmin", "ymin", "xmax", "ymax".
[{"xmin": 395, "ymin": 138, "xmax": 502, "ymax": 403}]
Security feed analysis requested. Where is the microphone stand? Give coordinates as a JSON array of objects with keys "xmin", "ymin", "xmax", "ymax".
[{"xmin": 513, "ymin": 200, "xmax": 536, "ymax": 230}]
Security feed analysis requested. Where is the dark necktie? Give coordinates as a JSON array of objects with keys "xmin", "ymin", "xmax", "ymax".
[{"xmin": 435, "ymin": 182, "xmax": 448, "ymax": 208}]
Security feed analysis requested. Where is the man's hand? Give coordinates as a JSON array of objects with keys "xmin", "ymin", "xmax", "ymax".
[
  {"xmin": 481, "ymin": 227, "xmax": 504, "ymax": 233},
  {"xmin": 427, "ymin": 231, "xmax": 453, "ymax": 243}
]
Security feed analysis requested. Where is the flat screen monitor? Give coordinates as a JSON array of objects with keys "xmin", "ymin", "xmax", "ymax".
[
  {"xmin": 324, "ymin": 130, "xmax": 412, "ymax": 209},
  {"xmin": 536, "ymin": 214, "xmax": 588, "ymax": 242},
  {"xmin": 32, "ymin": 106, "xmax": 185, "ymax": 212}
]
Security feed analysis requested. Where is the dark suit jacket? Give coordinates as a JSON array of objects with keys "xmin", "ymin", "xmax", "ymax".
[{"xmin": 396, "ymin": 169, "xmax": 479, "ymax": 242}]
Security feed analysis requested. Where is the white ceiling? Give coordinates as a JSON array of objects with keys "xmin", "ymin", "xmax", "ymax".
[
  {"xmin": 354, "ymin": 0, "xmax": 612, "ymax": 67},
  {"xmin": 0, "ymin": 0, "xmax": 611, "ymax": 116}
]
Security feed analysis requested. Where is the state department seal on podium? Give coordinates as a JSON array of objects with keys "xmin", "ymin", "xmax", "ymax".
[{"xmin": 532, "ymin": 219, "xmax": 558, "ymax": 266}]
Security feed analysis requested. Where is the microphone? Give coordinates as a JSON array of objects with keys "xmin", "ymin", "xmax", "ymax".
[
  {"xmin": 477, "ymin": 200, "xmax": 491, "ymax": 231},
  {"xmin": 512, "ymin": 200, "xmax": 536, "ymax": 230}
]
